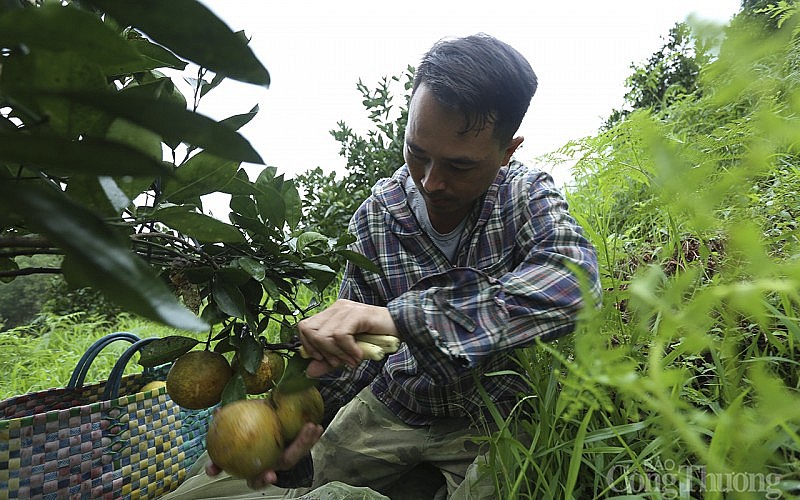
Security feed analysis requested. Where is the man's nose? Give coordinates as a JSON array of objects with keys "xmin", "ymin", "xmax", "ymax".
[{"xmin": 422, "ymin": 162, "xmax": 446, "ymax": 193}]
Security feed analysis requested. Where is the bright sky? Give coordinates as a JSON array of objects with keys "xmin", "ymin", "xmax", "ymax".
[{"xmin": 198, "ymin": 1, "xmax": 741, "ymax": 187}]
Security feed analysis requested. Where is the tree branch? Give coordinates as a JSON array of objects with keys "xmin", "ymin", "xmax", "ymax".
[
  {"xmin": 0, "ymin": 267, "xmax": 62, "ymax": 278},
  {"xmin": 0, "ymin": 234, "xmax": 52, "ymax": 248},
  {"xmin": 0, "ymin": 249, "xmax": 63, "ymax": 258}
]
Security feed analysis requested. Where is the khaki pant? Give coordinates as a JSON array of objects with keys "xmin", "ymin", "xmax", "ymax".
[{"xmin": 161, "ymin": 388, "xmax": 495, "ymax": 499}]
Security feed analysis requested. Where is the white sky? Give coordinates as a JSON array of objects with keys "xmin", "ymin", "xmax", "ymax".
[{"xmin": 198, "ymin": 1, "xmax": 741, "ymax": 187}]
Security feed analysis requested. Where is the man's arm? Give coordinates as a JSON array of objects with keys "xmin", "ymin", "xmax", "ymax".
[
  {"xmin": 299, "ymin": 175, "xmax": 601, "ymax": 383},
  {"xmin": 388, "ymin": 180, "xmax": 601, "ymax": 382}
]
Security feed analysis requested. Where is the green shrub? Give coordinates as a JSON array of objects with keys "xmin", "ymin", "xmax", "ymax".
[{"xmin": 482, "ymin": 9, "xmax": 800, "ymax": 500}]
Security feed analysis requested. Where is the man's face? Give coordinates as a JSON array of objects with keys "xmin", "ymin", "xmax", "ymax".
[{"xmin": 404, "ymin": 84, "xmax": 522, "ymax": 233}]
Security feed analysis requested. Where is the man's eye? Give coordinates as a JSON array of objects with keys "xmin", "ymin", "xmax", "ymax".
[{"xmin": 450, "ymin": 163, "xmax": 473, "ymax": 172}]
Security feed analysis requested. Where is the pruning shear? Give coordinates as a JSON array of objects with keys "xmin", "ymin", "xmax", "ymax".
[{"xmin": 278, "ymin": 334, "xmax": 400, "ymax": 394}]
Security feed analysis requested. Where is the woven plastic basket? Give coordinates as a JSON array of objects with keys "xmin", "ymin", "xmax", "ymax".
[{"xmin": 0, "ymin": 332, "xmax": 214, "ymax": 499}]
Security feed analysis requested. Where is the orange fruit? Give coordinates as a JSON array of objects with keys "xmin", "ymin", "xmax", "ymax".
[
  {"xmin": 206, "ymin": 399, "xmax": 284, "ymax": 479},
  {"xmin": 232, "ymin": 350, "xmax": 285, "ymax": 394},
  {"xmin": 166, "ymin": 350, "xmax": 232, "ymax": 409},
  {"xmin": 271, "ymin": 386, "xmax": 324, "ymax": 441}
]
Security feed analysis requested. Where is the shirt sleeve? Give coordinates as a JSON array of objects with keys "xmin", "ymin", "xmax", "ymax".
[{"xmin": 387, "ymin": 178, "xmax": 601, "ymax": 383}]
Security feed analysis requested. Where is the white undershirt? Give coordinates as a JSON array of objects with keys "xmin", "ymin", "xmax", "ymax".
[{"xmin": 405, "ymin": 176, "xmax": 467, "ymax": 262}]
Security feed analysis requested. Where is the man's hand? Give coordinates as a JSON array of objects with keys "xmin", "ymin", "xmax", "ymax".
[
  {"xmin": 297, "ymin": 299, "xmax": 398, "ymax": 377},
  {"xmin": 205, "ymin": 421, "xmax": 324, "ymax": 489}
]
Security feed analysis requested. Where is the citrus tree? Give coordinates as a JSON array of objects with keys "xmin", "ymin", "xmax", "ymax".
[
  {"xmin": 297, "ymin": 69, "xmax": 412, "ymax": 237},
  {"xmin": 0, "ymin": 1, "xmax": 378, "ymax": 391}
]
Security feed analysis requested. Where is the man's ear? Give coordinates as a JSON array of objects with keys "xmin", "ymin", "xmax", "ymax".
[{"xmin": 501, "ymin": 136, "xmax": 524, "ymax": 166}]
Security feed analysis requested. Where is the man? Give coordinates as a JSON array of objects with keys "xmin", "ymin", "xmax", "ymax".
[{"xmin": 166, "ymin": 32, "xmax": 600, "ymax": 499}]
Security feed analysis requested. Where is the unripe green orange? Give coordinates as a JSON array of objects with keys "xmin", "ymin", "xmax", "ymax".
[
  {"xmin": 166, "ymin": 350, "xmax": 232, "ymax": 409},
  {"xmin": 271, "ymin": 386, "xmax": 324, "ymax": 441},
  {"xmin": 206, "ymin": 399, "xmax": 284, "ymax": 479},
  {"xmin": 232, "ymin": 351, "xmax": 285, "ymax": 394},
  {"xmin": 139, "ymin": 380, "xmax": 166, "ymax": 393}
]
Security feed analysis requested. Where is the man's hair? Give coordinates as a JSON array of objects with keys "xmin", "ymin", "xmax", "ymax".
[{"xmin": 412, "ymin": 33, "xmax": 538, "ymax": 145}]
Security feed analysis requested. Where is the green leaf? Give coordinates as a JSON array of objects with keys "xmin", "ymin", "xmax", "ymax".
[
  {"xmin": 0, "ymin": 4, "xmax": 144, "ymax": 68},
  {"xmin": 0, "ymin": 184, "xmax": 208, "ymax": 331},
  {"xmin": 105, "ymin": 117, "xmax": 163, "ymax": 161},
  {"xmin": 86, "ymin": 0, "xmax": 270, "ymax": 87},
  {"xmin": 335, "ymin": 233, "xmax": 357, "ymax": 248},
  {"xmin": 114, "ymin": 174, "xmax": 157, "ymax": 204},
  {"xmin": 220, "ymin": 105, "xmax": 259, "ymax": 131},
  {"xmin": 256, "ymin": 166, "xmax": 278, "ymax": 183},
  {"xmin": 230, "ymin": 213, "xmax": 273, "ymax": 242},
  {"xmin": 220, "ymin": 169, "xmax": 256, "ymax": 196},
  {"xmin": 1, "ymin": 50, "xmax": 109, "ymax": 137},
  {"xmin": 276, "ymin": 354, "xmax": 316, "ymax": 394},
  {"xmin": 184, "ymin": 266, "xmax": 214, "ymax": 284},
  {"xmin": 262, "ymin": 277, "xmax": 280, "ymax": 301},
  {"xmin": 0, "ymin": 132, "xmax": 169, "ymax": 177},
  {"xmin": 237, "ymin": 257, "xmax": 266, "ymax": 282},
  {"xmin": 214, "ymin": 335, "xmax": 238, "ymax": 354},
  {"xmin": 162, "ymin": 152, "xmax": 240, "ymax": 203},
  {"xmin": 230, "ymin": 195, "xmax": 258, "ymax": 219},
  {"xmin": 282, "ymin": 181, "xmax": 302, "ymax": 231},
  {"xmin": 239, "ymin": 333, "xmax": 264, "ymax": 375},
  {"xmin": 200, "ymin": 72, "xmax": 226, "ymax": 98},
  {"xmin": 126, "ymin": 37, "xmax": 188, "ymax": 72},
  {"xmin": 215, "ymin": 267, "xmax": 252, "ymax": 286},
  {"xmin": 154, "ymin": 205, "xmax": 245, "ymax": 243},
  {"xmin": 336, "ymin": 249, "xmax": 383, "ymax": 275},
  {"xmin": 303, "ymin": 262, "xmax": 336, "ymax": 274},
  {"xmin": 564, "ymin": 407, "xmax": 593, "ymax": 498},
  {"xmin": 273, "ymin": 300, "xmax": 294, "ymax": 316},
  {"xmin": 53, "ymin": 91, "xmax": 264, "ymax": 164},
  {"xmin": 120, "ymin": 77, "xmax": 174, "ymax": 101},
  {"xmin": 65, "ymin": 175, "xmax": 131, "ymax": 216},
  {"xmin": 0, "ymin": 257, "xmax": 19, "ymax": 284},
  {"xmin": 220, "ymin": 373, "xmax": 247, "ymax": 405},
  {"xmin": 138, "ymin": 335, "xmax": 200, "ymax": 367},
  {"xmin": 296, "ymin": 232, "xmax": 329, "ymax": 255},
  {"xmin": 240, "ymin": 278, "xmax": 264, "ymax": 312},
  {"xmin": 200, "ymin": 300, "xmax": 229, "ymax": 325},
  {"xmin": 253, "ymin": 182, "xmax": 285, "ymax": 229},
  {"xmin": 212, "ymin": 275, "xmax": 248, "ymax": 319},
  {"xmin": 120, "ymin": 77, "xmax": 188, "ymax": 115},
  {"xmin": 59, "ymin": 254, "xmax": 91, "ymax": 289}
]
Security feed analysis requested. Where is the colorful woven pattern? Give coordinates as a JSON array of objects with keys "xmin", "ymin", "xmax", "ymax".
[{"xmin": 0, "ymin": 334, "xmax": 213, "ymax": 499}]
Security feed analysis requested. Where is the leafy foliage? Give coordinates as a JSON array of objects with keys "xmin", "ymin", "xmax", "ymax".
[
  {"xmin": 297, "ymin": 69, "xmax": 413, "ymax": 237},
  {"xmin": 605, "ymin": 22, "xmax": 712, "ymax": 128},
  {"xmin": 0, "ymin": 1, "xmax": 371, "ymax": 400},
  {"xmin": 0, "ymin": 255, "xmax": 60, "ymax": 329},
  {"xmin": 484, "ymin": 6, "xmax": 800, "ymax": 498}
]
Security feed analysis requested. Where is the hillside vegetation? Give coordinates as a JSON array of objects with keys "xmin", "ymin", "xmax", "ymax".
[{"xmin": 481, "ymin": 7, "xmax": 800, "ymax": 499}]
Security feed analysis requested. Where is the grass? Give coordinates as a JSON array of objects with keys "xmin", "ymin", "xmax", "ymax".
[
  {"xmin": 0, "ymin": 280, "xmax": 338, "ymax": 401},
  {"xmin": 478, "ymin": 14, "xmax": 800, "ymax": 499},
  {"xmin": 0, "ymin": 312, "xmax": 190, "ymax": 399}
]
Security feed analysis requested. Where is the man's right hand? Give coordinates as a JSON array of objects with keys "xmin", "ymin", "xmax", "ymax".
[
  {"xmin": 297, "ymin": 299, "xmax": 399, "ymax": 376},
  {"xmin": 205, "ymin": 421, "xmax": 324, "ymax": 490}
]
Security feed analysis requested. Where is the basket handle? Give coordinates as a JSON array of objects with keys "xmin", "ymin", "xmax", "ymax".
[
  {"xmin": 67, "ymin": 331, "xmax": 140, "ymax": 390},
  {"xmin": 102, "ymin": 337, "xmax": 159, "ymax": 400}
]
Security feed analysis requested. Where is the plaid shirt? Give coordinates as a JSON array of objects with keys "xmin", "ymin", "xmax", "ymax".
[{"xmin": 318, "ymin": 161, "xmax": 601, "ymax": 426}]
